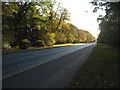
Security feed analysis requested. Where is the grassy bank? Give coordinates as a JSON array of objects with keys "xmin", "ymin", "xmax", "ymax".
[
  {"xmin": 2, "ymin": 43, "xmax": 86, "ymax": 53},
  {"xmin": 68, "ymin": 43, "xmax": 119, "ymax": 88}
]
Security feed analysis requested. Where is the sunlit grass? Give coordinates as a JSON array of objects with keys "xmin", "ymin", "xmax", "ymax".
[
  {"xmin": 53, "ymin": 43, "xmax": 86, "ymax": 47},
  {"xmin": 28, "ymin": 43, "xmax": 86, "ymax": 50},
  {"xmin": 3, "ymin": 43, "xmax": 87, "ymax": 53}
]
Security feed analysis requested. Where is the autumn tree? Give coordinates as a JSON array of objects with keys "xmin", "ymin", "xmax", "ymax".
[{"xmin": 2, "ymin": 0, "xmax": 95, "ymax": 49}]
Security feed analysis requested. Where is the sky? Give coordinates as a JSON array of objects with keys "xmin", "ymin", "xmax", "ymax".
[{"xmin": 56, "ymin": 0, "xmax": 106, "ymax": 38}]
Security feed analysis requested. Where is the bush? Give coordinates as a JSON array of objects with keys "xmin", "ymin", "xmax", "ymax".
[
  {"xmin": 43, "ymin": 33, "xmax": 56, "ymax": 46},
  {"xmin": 9, "ymin": 41, "xmax": 17, "ymax": 48},
  {"xmin": 2, "ymin": 42, "xmax": 11, "ymax": 50},
  {"xmin": 45, "ymin": 41, "xmax": 53, "ymax": 46},
  {"xmin": 55, "ymin": 33, "xmax": 67, "ymax": 44},
  {"xmin": 19, "ymin": 39, "xmax": 31, "ymax": 49},
  {"xmin": 35, "ymin": 40, "xmax": 46, "ymax": 47},
  {"xmin": 44, "ymin": 38, "xmax": 55, "ymax": 46}
]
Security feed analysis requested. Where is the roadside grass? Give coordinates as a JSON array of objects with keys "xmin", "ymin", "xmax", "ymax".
[
  {"xmin": 68, "ymin": 43, "xmax": 119, "ymax": 88},
  {"xmin": 29, "ymin": 43, "xmax": 86, "ymax": 49},
  {"xmin": 2, "ymin": 43, "xmax": 86, "ymax": 53}
]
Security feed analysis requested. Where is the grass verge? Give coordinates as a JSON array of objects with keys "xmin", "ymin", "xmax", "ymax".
[
  {"xmin": 68, "ymin": 43, "xmax": 119, "ymax": 88},
  {"xmin": 2, "ymin": 43, "xmax": 86, "ymax": 53}
]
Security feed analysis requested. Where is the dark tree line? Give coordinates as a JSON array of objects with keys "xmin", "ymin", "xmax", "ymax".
[
  {"xmin": 2, "ymin": 1, "xmax": 96, "ymax": 49},
  {"xmin": 91, "ymin": 1, "xmax": 120, "ymax": 48}
]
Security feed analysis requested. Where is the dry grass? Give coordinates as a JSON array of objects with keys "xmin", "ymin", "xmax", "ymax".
[{"xmin": 68, "ymin": 43, "xmax": 119, "ymax": 88}]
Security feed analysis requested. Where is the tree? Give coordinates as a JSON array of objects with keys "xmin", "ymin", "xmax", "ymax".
[
  {"xmin": 91, "ymin": 1, "xmax": 120, "ymax": 48},
  {"xmin": 2, "ymin": 1, "xmax": 95, "ymax": 49},
  {"xmin": 2, "ymin": 2, "xmax": 34, "ymax": 46}
]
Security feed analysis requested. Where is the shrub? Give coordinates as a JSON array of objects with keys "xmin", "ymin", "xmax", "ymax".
[
  {"xmin": 19, "ymin": 39, "xmax": 31, "ymax": 49},
  {"xmin": 9, "ymin": 41, "xmax": 17, "ymax": 48},
  {"xmin": 35, "ymin": 40, "xmax": 46, "ymax": 47},
  {"xmin": 43, "ymin": 33, "xmax": 56, "ymax": 46},
  {"xmin": 2, "ymin": 42, "xmax": 11, "ymax": 49},
  {"xmin": 45, "ymin": 41, "xmax": 53, "ymax": 46},
  {"xmin": 55, "ymin": 33, "xmax": 67, "ymax": 44},
  {"xmin": 44, "ymin": 38, "xmax": 55, "ymax": 46}
]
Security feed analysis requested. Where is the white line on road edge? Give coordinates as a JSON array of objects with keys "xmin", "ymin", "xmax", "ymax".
[{"xmin": 1, "ymin": 43, "xmax": 96, "ymax": 80}]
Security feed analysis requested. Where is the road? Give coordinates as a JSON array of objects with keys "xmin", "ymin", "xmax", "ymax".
[{"xmin": 3, "ymin": 43, "xmax": 96, "ymax": 88}]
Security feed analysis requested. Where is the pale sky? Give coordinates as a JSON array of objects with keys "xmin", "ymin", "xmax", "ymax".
[{"xmin": 56, "ymin": 0, "xmax": 105, "ymax": 38}]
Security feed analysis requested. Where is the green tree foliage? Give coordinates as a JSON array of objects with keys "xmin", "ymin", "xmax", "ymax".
[
  {"xmin": 2, "ymin": 2, "xmax": 34, "ymax": 46},
  {"xmin": 35, "ymin": 40, "xmax": 46, "ymax": 47},
  {"xmin": 19, "ymin": 39, "xmax": 31, "ymax": 49},
  {"xmin": 2, "ymin": 1, "xmax": 95, "ymax": 49},
  {"xmin": 2, "ymin": 42, "xmax": 11, "ymax": 50},
  {"xmin": 55, "ymin": 32, "xmax": 67, "ymax": 44},
  {"xmin": 91, "ymin": 1, "xmax": 120, "ymax": 48},
  {"xmin": 43, "ymin": 33, "xmax": 56, "ymax": 46}
]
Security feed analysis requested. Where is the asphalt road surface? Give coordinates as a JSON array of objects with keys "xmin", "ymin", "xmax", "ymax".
[{"xmin": 3, "ymin": 43, "xmax": 96, "ymax": 88}]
